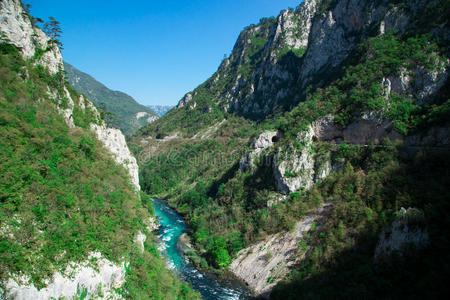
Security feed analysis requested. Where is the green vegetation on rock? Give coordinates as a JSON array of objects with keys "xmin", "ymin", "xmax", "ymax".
[
  {"xmin": 0, "ymin": 43, "xmax": 198, "ymax": 298},
  {"xmin": 133, "ymin": 0, "xmax": 450, "ymax": 297},
  {"xmin": 272, "ymin": 143, "xmax": 450, "ymax": 299}
]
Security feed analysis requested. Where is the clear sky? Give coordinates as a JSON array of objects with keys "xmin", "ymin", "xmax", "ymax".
[{"xmin": 26, "ymin": 0, "xmax": 303, "ymax": 106}]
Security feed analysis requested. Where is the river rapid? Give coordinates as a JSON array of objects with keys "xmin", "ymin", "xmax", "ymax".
[{"xmin": 152, "ymin": 198, "xmax": 252, "ymax": 300}]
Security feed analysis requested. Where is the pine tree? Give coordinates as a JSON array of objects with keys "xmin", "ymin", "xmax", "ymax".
[{"xmin": 43, "ymin": 17, "xmax": 63, "ymax": 50}]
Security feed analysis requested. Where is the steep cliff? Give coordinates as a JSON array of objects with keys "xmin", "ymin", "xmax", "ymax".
[
  {"xmin": 0, "ymin": 1, "xmax": 198, "ymax": 298},
  {"xmin": 134, "ymin": 0, "xmax": 450, "ymax": 298},
  {"xmin": 146, "ymin": 0, "xmax": 448, "ymax": 135},
  {"xmin": 0, "ymin": 0, "xmax": 62, "ymax": 74},
  {"xmin": 90, "ymin": 123, "xmax": 140, "ymax": 190}
]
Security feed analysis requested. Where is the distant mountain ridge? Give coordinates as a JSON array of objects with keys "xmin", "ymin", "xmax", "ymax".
[
  {"xmin": 64, "ymin": 62, "xmax": 158, "ymax": 135},
  {"xmin": 146, "ymin": 105, "xmax": 173, "ymax": 116}
]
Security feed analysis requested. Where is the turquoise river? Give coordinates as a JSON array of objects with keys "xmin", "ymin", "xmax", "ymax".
[{"xmin": 152, "ymin": 198, "xmax": 252, "ymax": 299}]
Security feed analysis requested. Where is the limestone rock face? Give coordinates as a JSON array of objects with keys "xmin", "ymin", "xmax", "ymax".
[
  {"xmin": 271, "ymin": 112, "xmax": 405, "ymax": 194},
  {"xmin": 375, "ymin": 208, "xmax": 429, "ymax": 259},
  {"xmin": 386, "ymin": 65, "xmax": 448, "ymax": 105},
  {"xmin": 59, "ymin": 87, "xmax": 76, "ymax": 128},
  {"xmin": 176, "ymin": 0, "xmax": 320, "ymax": 118},
  {"xmin": 299, "ymin": 0, "xmax": 426, "ymax": 89},
  {"xmin": 136, "ymin": 111, "xmax": 158, "ymax": 124},
  {"xmin": 268, "ymin": 0, "xmax": 318, "ymax": 58},
  {"xmin": 177, "ymin": 92, "xmax": 192, "ymax": 108},
  {"xmin": 230, "ymin": 204, "xmax": 328, "ymax": 298},
  {"xmin": 1, "ymin": 2, "xmax": 141, "ymax": 297},
  {"xmin": 310, "ymin": 115, "xmax": 342, "ymax": 142},
  {"xmin": 173, "ymin": 0, "xmax": 446, "ymax": 121},
  {"xmin": 5, "ymin": 253, "xmax": 125, "ymax": 300},
  {"xmin": 310, "ymin": 113, "xmax": 405, "ymax": 146},
  {"xmin": 239, "ymin": 131, "xmax": 281, "ymax": 172},
  {"xmin": 0, "ymin": 0, "xmax": 63, "ymax": 74},
  {"xmin": 231, "ymin": 0, "xmax": 319, "ymax": 116},
  {"xmin": 90, "ymin": 124, "xmax": 140, "ymax": 191},
  {"xmin": 272, "ymin": 127, "xmax": 328, "ymax": 194}
]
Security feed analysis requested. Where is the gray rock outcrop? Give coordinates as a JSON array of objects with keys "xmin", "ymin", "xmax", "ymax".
[
  {"xmin": 173, "ymin": 0, "xmax": 447, "ymax": 121},
  {"xmin": 90, "ymin": 124, "xmax": 140, "ymax": 191},
  {"xmin": 239, "ymin": 131, "xmax": 281, "ymax": 171},
  {"xmin": 5, "ymin": 252, "xmax": 125, "ymax": 300},
  {"xmin": 230, "ymin": 204, "xmax": 328, "ymax": 298},
  {"xmin": 272, "ymin": 124, "xmax": 331, "ymax": 194},
  {"xmin": 0, "ymin": 0, "xmax": 63, "ymax": 74},
  {"xmin": 0, "ymin": 1, "xmax": 144, "ymax": 297},
  {"xmin": 266, "ymin": 112, "xmax": 405, "ymax": 194},
  {"xmin": 375, "ymin": 208, "xmax": 429, "ymax": 259}
]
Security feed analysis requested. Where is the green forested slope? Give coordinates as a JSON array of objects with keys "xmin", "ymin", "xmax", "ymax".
[
  {"xmin": 64, "ymin": 62, "xmax": 158, "ymax": 135},
  {"xmin": 0, "ymin": 43, "xmax": 198, "ymax": 298},
  {"xmin": 132, "ymin": 0, "xmax": 450, "ymax": 297}
]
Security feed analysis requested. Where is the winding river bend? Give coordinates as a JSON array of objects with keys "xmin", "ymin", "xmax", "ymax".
[{"xmin": 152, "ymin": 198, "xmax": 251, "ymax": 300}]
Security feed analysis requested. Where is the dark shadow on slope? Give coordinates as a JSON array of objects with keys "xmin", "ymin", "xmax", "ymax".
[
  {"xmin": 208, "ymin": 162, "xmax": 240, "ymax": 198},
  {"xmin": 243, "ymin": 162, "xmax": 277, "ymax": 211},
  {"xmin": 271, "ymin": 149, "xmax": 450, "ymax": 299},
  {"xmin": 240, "ymin": 50, "xmax": 305, "ymax": 121}
]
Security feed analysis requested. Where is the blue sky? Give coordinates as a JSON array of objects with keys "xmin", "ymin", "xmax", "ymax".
[{"xmin": 27, "ymin": 0, "xmax": 303, "ymax": 106}]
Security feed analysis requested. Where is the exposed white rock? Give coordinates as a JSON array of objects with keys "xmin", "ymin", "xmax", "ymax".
[
  {"xmin": 241, "ymin": 125, "xmax": 333, "ymax": 194},
  {"xmin": 230, "ymin": 204, "xmax": 328, "ymax": 298},
  {"xmin": 5, "ymin": 252, "xmax": 125, "ymax": 300},
  {"xmin": 272, "ymin": 112, "xmax": 405, "ymax": 194},
  {"xmin": 272, "ymin": 129, "xmax": 317, "ymax": 194},
  {"xmin": 46, "ymin": 86, "xmax": 76, "ymax": 128},
  {"xmin": 146, "ymin": 115, "xmax": 158, "ymax": 123},
  {"xmin": 379, "ymin": 20, "xmax": 385, "ymax": 34},
  {"xmin": 310, "ymin": 113, "xmax": 403, "ymax": 145},
  {"xmin": 136, "ymin": 112, "xmax": 158, "ymax": 124},
  {"xmin": 177, "ymin": 93, "xmax": 192, "ymax": 108},
  {"xmin": 383, "ymin": 6, "xmax": 410, "ymax": 34},
  {"xmin": 300, "ymin": 0, "xmax": 354, "ymax": 85},
  {"xmin": 310, "ymin": 115, "xmax": 342, "ymax": 142},
  {"xmin": 90, "ymin": 123, "xmax": 140, "ymax": 191},
  {"xmin": 160, "ymin": 132, "xmax": 179, "ymax": 141},
  {"xmin": 414, "ymin": 65, "xmax": 448, "ymax": 104},
  {"xmin": 240, "ymin": 131, "xmax": 281, "ymax": 171},
  {"xmin": 388, "ymin": 68, "xmax": 412, "ymax": 97},
  {"xmin": 253, "ymin": 131, "xmax": 280, "ymax": 149},
  {"xmin": 78, "ymin": 95, "xmax": 86, "ymax": 111},
  {"xmin": 271, "ymin": 1, "xmax": 317, "ymax": 58},
  {"xmin": 136, "ymin": 111, "xmax": 148, "ymax": 119},
  {"xmin": 375, "ymin": 208, "xmax": 429, "ymax": 259},
  {"xmin": 135, "ymin": 230, "xmax": 147, "ymax": 253},
  {"xmin": 173, "ymin": 0, "xmax": 446, "ymax": 121},
  {"xmin": 0, "ymin": 0, "xmax": 63, "ymax": 74},
  {"xmin": 299, "ymin": 0, "xmax": 426, "ymax": 90},
  {"xmin": 58, "ymin": 86, "xmax": 75, "ymax": 128},
  {"xmin": 147, "ymin": 216, "xmax": 160, "ymax": 232},
  {"xmin": 194, "ymin": 0, "xmax": 320, "ymax": 117},
  {"xmin": 192, "ymin": 119, "xmax": 227, "ymax": 139},
  {"xmin": 387, "ymin": 64, "xmax": 448, "ymax": 104},
  {"xmin": 382, "ymin": 77, "xmax": 391, "ymax": 99},
  {"xmin": 134, "ymin": 217, "xmax": 160, "ymax": 252}
]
